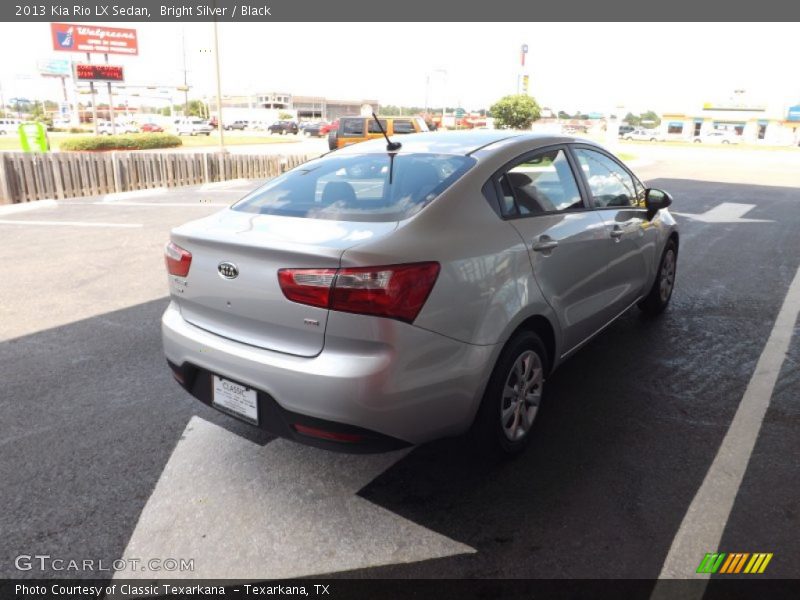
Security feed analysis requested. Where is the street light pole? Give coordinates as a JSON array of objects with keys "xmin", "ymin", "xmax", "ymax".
[{"xmin": 211, "ymin": 17, "xmax": 225, "ymax": 153}]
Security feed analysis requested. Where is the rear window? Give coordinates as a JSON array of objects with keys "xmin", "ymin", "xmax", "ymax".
[{"xmin": 232, "ymin": 153, "xmax": 475, "ymax": 222}]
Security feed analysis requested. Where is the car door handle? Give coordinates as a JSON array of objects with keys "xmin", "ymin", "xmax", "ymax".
[
  {"xmin": 532, "ymin": 237, "xmax": 559, "ymax": 252},
  {"xmin": 610, "ymin": 226, "xmax": 624, "ymax": 239}
]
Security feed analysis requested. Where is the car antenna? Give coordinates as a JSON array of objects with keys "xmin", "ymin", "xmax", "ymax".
[{"xmin": 372, "ymin": 112, "xmax": 401, "ymax": 152}]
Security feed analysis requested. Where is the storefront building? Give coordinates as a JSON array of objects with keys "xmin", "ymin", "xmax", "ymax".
[{"xmin": 660, "ymin": 101, "xmax": 800, "ymax": 145}]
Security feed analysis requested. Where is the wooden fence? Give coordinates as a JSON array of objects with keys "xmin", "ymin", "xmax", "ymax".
[{"xmin": 0, "ymin": 151, "xmax": 310, "ymax": 204}]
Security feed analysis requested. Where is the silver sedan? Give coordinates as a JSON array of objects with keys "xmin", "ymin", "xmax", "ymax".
[{"xmin": 162, "ymin": 130, "xmax": 678, "ymax": 454}]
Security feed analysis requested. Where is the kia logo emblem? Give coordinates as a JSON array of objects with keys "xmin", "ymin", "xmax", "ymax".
[{"xmin": 218, "ymin": 262, "xmax": 239, "ymax": 279}]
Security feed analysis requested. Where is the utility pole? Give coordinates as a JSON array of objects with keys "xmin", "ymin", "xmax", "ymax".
[
  {"xmin": 182, "ymin": 28, "xmax": 189, "ymax": 116},
  {"xmin": 87, "ymin": 52, "xmax": 98, "ymax": 135},
  {"xmin": 212, "ymin": 17, "xmax": 225, "ymax": 152},
  {"xmin": 105, "ymin": 52, "xmax": 116, "ymax": 135}
]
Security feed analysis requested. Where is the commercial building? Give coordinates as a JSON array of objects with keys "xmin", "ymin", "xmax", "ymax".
[
  {"xmin": 659, "ymin": 99, "xmax": 800, "ymax": 145},
  {"xmin": 211, "ymin": 92, "xmax": 378, "ymax": 123}
]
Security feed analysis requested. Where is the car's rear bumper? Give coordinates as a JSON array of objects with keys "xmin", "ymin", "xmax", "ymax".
[{"xmin": 161, "ymin": 301, "xmax": 497, "ymax": 451}]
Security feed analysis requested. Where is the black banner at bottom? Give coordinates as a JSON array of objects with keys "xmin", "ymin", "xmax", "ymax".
[{"xmin": 3, "ymin": 579, "xmax": 800, "ymax": 600}]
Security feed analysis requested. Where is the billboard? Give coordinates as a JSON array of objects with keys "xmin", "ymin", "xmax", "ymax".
[
  {"xmin": 50, "ymin": 23, "xmax": 138, "ymax": 56},
  {"xmin": 787, "ymin": 106, "xmax": 800, "ymax": 122},
  {"xmin": 37, "ymin": 58, "xmax": 72, "ymax": 77},
  {"xmin": 75, "ymin": 64, "xmax": 125, "ymax": 82}
]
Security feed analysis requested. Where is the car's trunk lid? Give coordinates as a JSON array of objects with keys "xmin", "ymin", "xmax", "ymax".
[{"xmin": 170, "ymin": 209, "xmax": 397, "ymax": 357}]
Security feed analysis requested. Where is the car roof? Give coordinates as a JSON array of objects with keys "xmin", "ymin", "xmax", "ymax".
[{"xmin": 333, "ymin": 130, "xmax": 585, "ymax": 157}]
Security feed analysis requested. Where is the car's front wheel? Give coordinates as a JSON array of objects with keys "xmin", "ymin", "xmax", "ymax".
[
  {"xmin": 639, "ymin": 239, "xmax": 677, "ymax": 316},
  {"xmin": 473, "ymin": 330, "xmax": 548, "ymax": 455}
]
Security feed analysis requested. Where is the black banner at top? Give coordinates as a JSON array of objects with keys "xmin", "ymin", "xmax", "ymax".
[{"xmin": 1, "ymin": 0, "xmax": 799, "ymax": 22}]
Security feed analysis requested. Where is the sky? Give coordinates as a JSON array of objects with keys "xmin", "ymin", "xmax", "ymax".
[{"xmin": 1, "ymin": 22, "xmax": 799, "ymax": 115}]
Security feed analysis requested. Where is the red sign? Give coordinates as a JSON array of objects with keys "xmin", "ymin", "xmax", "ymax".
[
  {"xmin": 51, "ymin": 22, "xmax": 138, "ymax": 56},
  {"xmin": 75, "ymin": 64, "xmax": 125, "ymax": 82}
]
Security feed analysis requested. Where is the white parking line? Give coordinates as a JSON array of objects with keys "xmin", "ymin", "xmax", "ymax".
[
  {"xmin": 91, "ymin": 201, "xmax": 230, "ymax": 207},
  {"xmin": 652, "ymin": 263, "xmax": 800, "ymax": 594},
  {"xmin": 0, "ymin": 219, "xmax": 142, "ymax": 228},
  {"xmin": 0, "ymin": 200, "xmax": 58, "ymax": 215},
  {"xmin": 116, "ymin": 417, "xmax": 474, "ymax": 579},
  {"xmin": 199, "ymin": 179, "xmax": 252, "ymax": 191},
  {"xmin": 101, "ymin": 188, "xmax": 168, "ymax": 202}
]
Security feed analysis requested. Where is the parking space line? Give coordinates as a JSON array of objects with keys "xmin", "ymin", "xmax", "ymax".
[
  {"xmin": 116, "ymin": 417, "xmax": 475, "ymax": 579},
  {"xmin": 652, "ymin": 263, "xmax": 800, "ymax": 592},
  {"xmin": 0, "ymin": 200, "xmax": 58, "ymax": 215},
  {"xmin": 101, "ymin": 188, "xmax": 168, "ymax": 202},
  {"xmin": 0, "ymin": 219, "xmax": 142, "ymax": 228},
  {"xmin": 91, "ymin": 201, "xmax": 230, "ymax": 207}
]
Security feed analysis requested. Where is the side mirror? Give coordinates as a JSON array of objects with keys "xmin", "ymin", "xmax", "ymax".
[{"xmin": 645, "ymin": 188, "xmax": 672, "ymax": 217}]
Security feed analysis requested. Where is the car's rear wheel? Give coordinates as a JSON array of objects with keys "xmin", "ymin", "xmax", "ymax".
[
  {"xmin": 638, "ymin": 239, "xmax": 677, "ymax": 316},
  {"xmin": 693, "ymin": 138, "xmax": 701, "ymax": 143},
  {"xmin": 472, "ymin": 330, "xmax": 548, "ymax": 455}
]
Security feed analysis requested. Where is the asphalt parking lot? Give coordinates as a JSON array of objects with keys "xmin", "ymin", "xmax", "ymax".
[{"xmin": 1, "ymin": 144, "xmax": 798, "ymax": 585}]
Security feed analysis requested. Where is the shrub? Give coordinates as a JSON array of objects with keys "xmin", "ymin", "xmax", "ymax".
[
  {"xmin": 490, "ymin": 95, "xmax": 542, "ymax": 130},
  {"xmin": 60, "ymin": 133, "xmax": 182, "ymax": 151}
]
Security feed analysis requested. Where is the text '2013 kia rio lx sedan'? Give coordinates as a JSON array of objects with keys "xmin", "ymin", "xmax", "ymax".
[{"xmin": 162, "ymin": 130, "xmax": 678, "ymax": 454}]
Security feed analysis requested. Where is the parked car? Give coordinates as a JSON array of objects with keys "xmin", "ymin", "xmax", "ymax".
[
  {"xmin": 162, "ymin": 131, "xmax": 678, "ymax": 455},
  {"xmin": 319, "ymin": 120, "xmax": 338, "ymax": 136},
  {"xmin": 693, "ymin": 131, "xmax": 742, "ymax": 144},
  {"xmin": 97, "ymin": 120, "xmax": 139, "ymax": 135},
  {"xmin": 617, "ymin": 124, "xmax": 635, "ymax": 137},
  {"xmin": 328, "ymin": 115, "xmax": 429, "ymax": 150},
  {"xmin": 224, "ymin": 120, "xmax": 247, "ymax": 131},
  {"xmin": 0, "ymin": 118, "xmax": 21, "ymax": 135},
  {"xmin": 300, "ymin": 121, "xmax": 327, "ymax": 137},
  {"xmin": 623, "ymin": 128, "xmax": 665, "ymax": 142},
  {"xmin": 141, "ymin": 123, "xmax": 164, "ymax": 133},
  {"xmin": 268, "ymin": 120, "xmax": 299, "ymax": 135},
  {"xmin": 176, "ymin": 118, "xmax": 213, "ymax": 136}
]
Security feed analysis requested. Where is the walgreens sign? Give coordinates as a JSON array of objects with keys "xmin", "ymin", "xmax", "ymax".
[{"xmin": 50, "ymin": 22, "xmax": 138, "ymax": 56}]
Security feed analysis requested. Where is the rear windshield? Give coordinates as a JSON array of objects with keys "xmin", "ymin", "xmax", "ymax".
[{"xmin": 232, "ymin": 153, "xmax": 475, "ymax": 222}]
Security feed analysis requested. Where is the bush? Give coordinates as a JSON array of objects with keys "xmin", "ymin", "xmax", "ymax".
[
  {"xmin": 60, "ymin": 133, "xmax": 182, "ymax": 151},
  {"xmin": 490, "ymin": 95, "xmax": 541, "ymax": 130}
]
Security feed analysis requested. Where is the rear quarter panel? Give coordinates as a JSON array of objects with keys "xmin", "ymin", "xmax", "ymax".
[{"xmin": 339, "ymin": 160, "xmax": 561, "ymax": 352}]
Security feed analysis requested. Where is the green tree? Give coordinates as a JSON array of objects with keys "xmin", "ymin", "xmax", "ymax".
[
  {"xmin": 278, "ymin": 111, "xmax": 294, "ymax": 120},
  {"xmin": 490, "ymin": 95, "xmax": 541, "ymax": 130},
  {"xmin": 639, "ymin": 110, "xmax": 661, "ymax": 127},
  {"xmin": 624, "ymin": 112, "xmax": 641, "ymax": 126}
]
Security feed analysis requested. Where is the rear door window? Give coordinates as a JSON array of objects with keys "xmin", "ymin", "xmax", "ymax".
[{"xmin": 497, "ymin": 147, "xmax": 584, "ymax": 216}]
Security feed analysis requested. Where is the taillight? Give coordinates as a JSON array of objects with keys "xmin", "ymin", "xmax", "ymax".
[
  {"xmin": 278, "ymin": 262, "xmax": 440, "ymax": 323},
  {"xmin": 278, "ymin": 268, "xmax": 337, "ymax": 308},
  {"xmin": 165, "ymin": 241, "xmax": 192, "ymax": 277}
]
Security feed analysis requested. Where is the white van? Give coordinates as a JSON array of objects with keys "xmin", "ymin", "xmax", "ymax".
[
  {"xmin": 175, "ymin": 118, "xmax": 213, "ymax": 136},
  {"xmin": 0, "ymin": 118, "xmax": 21, "ymax": 135}
]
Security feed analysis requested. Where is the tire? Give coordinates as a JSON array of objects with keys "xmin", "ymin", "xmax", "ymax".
[
  {"xmin": 472, "ymin": 330, "xmax": 549, "ymax": 455},
  {"xmin": 722, "ymin": 140, "xmax": 729, "ymax": 144},
  {"xmin": 650, "ymin": 138, "xmax": 657, "ymax": 142},
  {"xmin": 693, "ymin": 139, "xmax": 701, "ymax": 143},
  {"xmin": 638, "ymin": 239, "xmax": 678, "ymax": 316}
]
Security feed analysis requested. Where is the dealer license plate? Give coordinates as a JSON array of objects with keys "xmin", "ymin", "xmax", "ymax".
[{"xmin": 212, "ymin": 375, "xmax": 258, "ymax": 424}]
